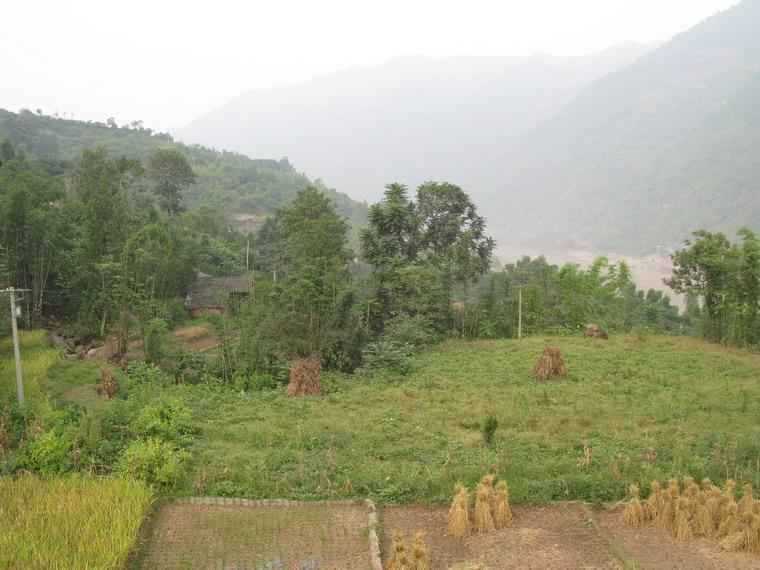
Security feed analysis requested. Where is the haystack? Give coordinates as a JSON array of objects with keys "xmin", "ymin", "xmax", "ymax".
[
  {"xmin": 448, "ymin": 484, "xmax": 471, "ymax": 538},
  {"xmin": 411, "ymin": 532, "xmax": 429, "ymax": 570},
  {"xmin": 285, "ymin": 355, "xmax": 324, "ymax": 396},
  {"xmin": 475, "ymin": 483, "xmax": 495, "ymax": 533},
  {"xmin": 494, "ymin": 481, "xmax": 513, "ymax": 528},
  {"xmin": 584, "ymin": 323, "xmax": 608, "ymax": 339},
  {"xmin": 533, "ymin": 346, "xmax": 568, "ymax": 381},
  {"xmin": 622, "ymin": 484, "xmax": 645, "ymax": 527},
  {"xmin": 97, "ymin": 367, "xmax": 119, "ymax": 398}
]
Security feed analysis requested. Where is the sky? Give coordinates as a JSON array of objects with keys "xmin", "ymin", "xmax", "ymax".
[{"xmin": 1, "ymin": 0, "xmax": 738, "ymax": 131}]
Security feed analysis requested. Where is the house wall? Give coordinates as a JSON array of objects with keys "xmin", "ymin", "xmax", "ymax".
[{"xmin": 189, "ymin": 307, "xmax": 225, "ymax": 318}]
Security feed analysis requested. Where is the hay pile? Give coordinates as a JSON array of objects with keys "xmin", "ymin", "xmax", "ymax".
[
  {"xmin": 96, "ymin": 367, "xmax": 119, "ymax": 398},
  {"xmin": 622, "ymin": 476, "xmax": 760, "ymax": 555},
  {"xmin": 585, "ymin": 323, "xmax": 608, "ymax": 339},
  {"xmin": 447, "ymin": 475, "xmax": 513, "ymax": 539},
  {"xmin": 532, "ymin": 347, "xmax": 568, "ymax": 381},
  {"xmin": 386, "ymin": 531, "xmax": 429, "ymax": 570},
  {"xmin": 285, "ymin": 355, "xmax": 324, "ymax": 396}
]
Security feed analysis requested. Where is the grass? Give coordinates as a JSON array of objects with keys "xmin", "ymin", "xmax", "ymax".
[
  {"xmin": 0, "ymin": 475, "xmax": 153, "ymax": 569},
  {"xmin": 175, "ymin": 334, "xmax": 760, "ymax": 505},
  {"xmin": 0, "ymin": 330, "xmax": 61, "ymax": 400}
]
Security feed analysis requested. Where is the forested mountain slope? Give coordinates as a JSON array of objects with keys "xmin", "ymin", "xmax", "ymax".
[
  {"xmin": 178, "ymin": 43, "xmax": 654, "ymax": 202},
  {"xmin": 0, "ymin": 109, "xmax": 367, "ymax": 223},
  {"xmin": 490, "ymin": 0, "xmax": 760, "ymax": 254}
]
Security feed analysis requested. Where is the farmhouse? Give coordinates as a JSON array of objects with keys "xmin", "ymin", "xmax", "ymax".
[{"xmin": 185, "ymin": 274, "xmax": 253, "ymax": 317}]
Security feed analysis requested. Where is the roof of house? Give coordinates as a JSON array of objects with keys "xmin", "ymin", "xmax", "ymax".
[{"xmin": 185, "ymin": 275, "xmax": 253, "ymax": 309}]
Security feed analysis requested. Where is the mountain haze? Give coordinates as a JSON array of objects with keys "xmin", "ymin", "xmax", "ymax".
[
  {"xmin": 179, "ymin": 43, "xmax": 655, "ymax": 202},
  {"xmin": 492, "ymin": 0, "xmax": 760, "ymax": 253}
]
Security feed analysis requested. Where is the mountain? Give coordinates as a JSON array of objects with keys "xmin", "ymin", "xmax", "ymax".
[
  {"xmin": 178, "ymin": 43, "xmax": 655, "ymax": 202},
  {"xmin": 490, "ymin": 0, "xmax": 760, "ymax": 254},
  {"xmin": 0, "ymin": 108, "xmax": 367, "ymax": 225}
]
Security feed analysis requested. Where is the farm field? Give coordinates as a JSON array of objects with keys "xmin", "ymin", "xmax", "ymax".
[
  {"xmin": 136, "ymin": 500, "xmax": 372, "ymax": 569},
  {"xmin": 0, "ymin": 475, "xmax": 152, "ymax": 569},
  {"xmin": 178, "ymin": 334, "xmax": 760, "ymax": 505}
]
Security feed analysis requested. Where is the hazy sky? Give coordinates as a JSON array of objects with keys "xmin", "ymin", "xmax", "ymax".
[{"xmin": 2, "ymin": 0, "xmax": 737, "ymax": 130}]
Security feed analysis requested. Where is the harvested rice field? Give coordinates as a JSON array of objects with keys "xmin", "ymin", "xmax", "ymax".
[
  {"xmin": 381, "ymin": 502, "xmax": 620, "ymax": 569},
  {"xmin": 135, "ymin": 500, "xmax": 373, "ymax": 569},
  {"xmin": 598, "ymin": 506, "xmax": 760, "ymax": 570}
]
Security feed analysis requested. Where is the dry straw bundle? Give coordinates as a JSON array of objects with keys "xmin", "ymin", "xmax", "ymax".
[
  {"xmin": 532, "ymin": 346, "xmax": 568, "ymax": 380},
  {"xmin": 621, "ymin": 484, "xmax": 645, "ymax": 526},
  {"xmin": 97, "ymin": 367, "xmax": 119, "ymax": 398},
  {"xmin": 285, "ymin": 355, "xmax": 324, "ymax": 396},
  {"xmin": 494, "ymin": 481, "xmax": 513, "ymax": 528},
  {"xmin": 411, "ymin": 532, "xmax": 430, "ymax": 570},
  {"xmin": 623, "ymin": 476, "xmax": 760, "ymax": 556},
  {"xmin": 448, "ymin": 483, "xmax": 471, "ymax": 538},
  {"xmin": 386, "ymin": 532, "xmax": 406, "ymax": 570},
  {"xmin": 475, "ymin": 483, "xmax": 496, "ymax": 533}
]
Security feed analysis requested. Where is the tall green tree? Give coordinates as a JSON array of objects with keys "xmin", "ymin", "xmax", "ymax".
[{"xmin": 148, "ymin": 149, "xmax": 196, "ymax": 215}]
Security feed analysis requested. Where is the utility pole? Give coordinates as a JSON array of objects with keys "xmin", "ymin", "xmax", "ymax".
[
  {"xmin": 517, "ymin": 285, "xmax": 522, "ymax": 340},
  {"xmin": 2, "ymin": 288, "xmax": 29, "ymax": 407}
]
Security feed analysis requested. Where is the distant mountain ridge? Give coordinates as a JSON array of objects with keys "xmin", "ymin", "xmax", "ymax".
[
  {"xmin": 488, "ymin": 0, "xmax": 760, "ymax": 253},
  {"xmin": 178, "ymin": 43, "xmax": 656, "ymax": 202},
  {"xmin": 0, "ymin": 108, "xmax": 367, "ymax": 225}
]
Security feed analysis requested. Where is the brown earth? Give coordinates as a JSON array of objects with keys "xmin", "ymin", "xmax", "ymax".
[
  {"xmin": 381, "ymin": 503, "xmax": 620, "ymax": 569},
  {"xmin": 598, "ymin": 507, "xmax": 760, "ymax": 570},
  {"xmin": 136, "ymin": 501, "xmax": 372, "ymax": 570}
]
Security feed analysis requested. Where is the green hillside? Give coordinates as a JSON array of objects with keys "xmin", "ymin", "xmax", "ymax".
[
  {"xmin": 493, "ymin": 0, "xmax": 760, "ymax": 254},
  {"xmin": 0, "ymin": 108, "xmax": 367, "ymax": 224}
]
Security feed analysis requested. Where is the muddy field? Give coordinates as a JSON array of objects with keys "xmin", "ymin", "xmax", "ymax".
[
  {"xmin": 136, "ymin": 500, "xmax": 372, "ymax": 570},
  {"xmin": 381, "ymin": 503, "xmax": 619, "ymax": 569},
  {"xmin": 598, "ymin": 507, "xmax": 760, "ymax": 570}
]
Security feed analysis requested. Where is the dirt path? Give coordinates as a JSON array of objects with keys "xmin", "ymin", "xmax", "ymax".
[{"xmin": 382, "ymin": 503, "xmax": 620, "ymax": 569}]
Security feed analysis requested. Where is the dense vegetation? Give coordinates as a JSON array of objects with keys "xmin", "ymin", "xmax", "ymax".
[{"xmin": 0, "ymin": 108, "xmax": 367, "ymax": 222}]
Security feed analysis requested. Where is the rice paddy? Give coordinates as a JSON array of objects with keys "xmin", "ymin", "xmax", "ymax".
[{"xmin": 0, "ymin": 475, "xmax": 152, "ymax": 569}]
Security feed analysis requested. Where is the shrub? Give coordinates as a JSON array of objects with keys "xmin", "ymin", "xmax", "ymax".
[
  {"xmin": 382, "ymin": 314, "xmax": 437, "ymax": 350},
  {"xmin": 126, "ymin": 361, "xmax": 173, "ymax": 386},
  {"xmin": 232, "ymin": 372, "xmax": 280, "ymax": 391},
  {"xmin": 21, "ymin": 429, "xmax": 77, "ymax": 474},
  {"xmin": 131, "ymin": 397, "xmax": 196, "ymax": 448},
  {"xmin": 482, "ymin": 414, "xmax": 499, "ymax": 445},
  {"xmin": 143, "ymin": 318, "xmax": 171, "ymax": 363},
  {"xmin": 362, "ymin": 340, "xmax": 412, "ymax": 375},
  {"xmin": 116, "ymin": 437, "xmax": 190, "ymax": 487}
]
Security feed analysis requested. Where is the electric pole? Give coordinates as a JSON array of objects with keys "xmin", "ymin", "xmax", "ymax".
[
  {"xmin": 2, "ymin": 287, "xmax": 29, "ymax": 407},
  {"xmin": 518, "ymin": 285, "xmax": 522, "ymax": 340}
]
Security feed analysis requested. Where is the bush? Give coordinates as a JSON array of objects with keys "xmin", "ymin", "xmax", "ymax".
[
  {"xmin": 143, "ymin": 318, "xmax": 171, "ymax": 363},
  {"xmin": 131, "ymin": 397, "xmax": 196, "ymax": 448},
  {"xmin": 126, "ymin": 360, "xmax": 173, "ymax": 386},
  {"xmin": 482, "ymin": 414, "xmax": 499, "ymax": 444},
  {"xmin": 21, "ymin": 428, "xmax": 77, "ymax": 474},
  {"xmin": 116, "ymin": 437, "xmax": 190, "ymax": 487},
  {"xmin": 362, "ymin": 340, "xmax": 412, "ymax": 375},
  {"xmin": 382, "ymin": 314, "xmax": 437, "ymax": 349}
]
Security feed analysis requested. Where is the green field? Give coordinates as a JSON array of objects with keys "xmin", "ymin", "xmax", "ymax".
[
  {"xmin": 7, "ymin": 332, "xmax": 760, "ymax": 508},
  {"xmin": 175, "ymin": 334, "xmax": 760, "ymax": 504},
  {"xmin": 0, "ymin": 475, "xmax": 152, "ymax": 569},
  {"xmin": 0, "ymin": 330, "xmax": 61, "ymax": 399}
]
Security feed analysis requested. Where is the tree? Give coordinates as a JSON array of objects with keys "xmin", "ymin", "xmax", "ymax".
[
  {"xmin": 148, "ymin": 149, "xmax": 196, "ymax": 214},
  {"xmin": 666, "ymin": 229, "xmax": 760, "ymax": 345}
]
